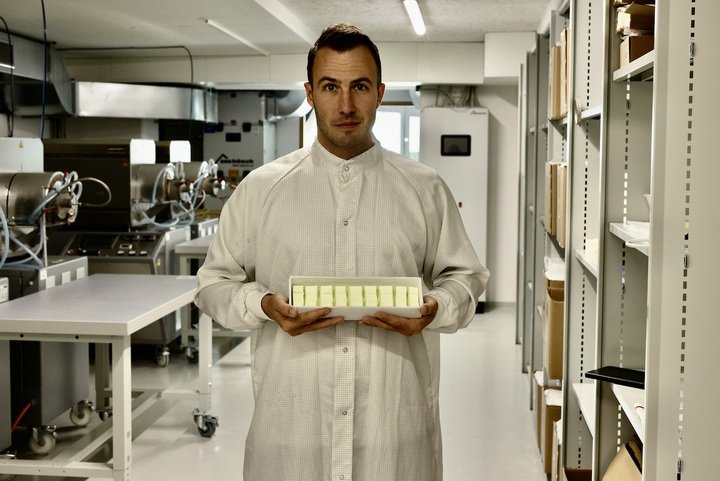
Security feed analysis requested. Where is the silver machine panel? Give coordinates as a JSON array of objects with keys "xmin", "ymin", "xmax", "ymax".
[{"xmin": 0, "ymin": 258, "xmax": 90, "ymax": 452}]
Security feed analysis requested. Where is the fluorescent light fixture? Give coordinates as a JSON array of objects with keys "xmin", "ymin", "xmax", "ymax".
[
  {"xmin": 403, "ymin": 0, "xmax": 427, "ymax": 36},
  {"xmin": 204, "ymin": 18, "xmax": 270, "ymax": 56}
]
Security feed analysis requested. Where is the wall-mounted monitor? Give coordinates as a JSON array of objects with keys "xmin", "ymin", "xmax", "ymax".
[{"xmin": 440, "ymin": 134, "xmax": 471, "ymax": 156}]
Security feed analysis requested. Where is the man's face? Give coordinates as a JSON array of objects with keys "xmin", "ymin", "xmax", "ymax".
[{"xmin": 304, "ymin": 46, "xmax": 385, "ymax": 160}]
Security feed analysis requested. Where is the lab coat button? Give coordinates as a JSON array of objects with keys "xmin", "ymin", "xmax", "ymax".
[
  {"xmin": 343, "ymin": 347, "xmax": 348, "ymax": 353},
  {"xmin": 343, "ymin": 220, "xmax": 349, "ymax": 226},
  {"xmin": 342, "ymin": 410, "xmax": 348, "ymax": 416}
]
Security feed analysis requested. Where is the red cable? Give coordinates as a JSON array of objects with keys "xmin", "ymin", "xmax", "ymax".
[{"xmin": 11, "ymin": 402, "xmax": 33, "ymax": 432}]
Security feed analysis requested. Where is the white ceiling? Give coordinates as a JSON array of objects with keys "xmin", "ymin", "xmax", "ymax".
[{"xmin": 1, "ymin": 0, "xmax": 549, "ymax": 58}]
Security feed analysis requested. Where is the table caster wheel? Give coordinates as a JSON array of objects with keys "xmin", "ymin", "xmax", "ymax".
[
  {"xmin": 29, "ymin": 426, "xmax": 56, "ymax": 455},
  {"xmin": 193, "ymin": 411, "xmax": 218, "ymax": 438},
  {"xmin": 98, "ymin": 409, "xmax": 113, "ymax": 421},
  {"xmin": 155, "ymin": 345, "xmax": 170, "ymax": 367},
  {"xmin": 186, "ymin": 347, "xmax": 199, "ymax": 364},
  {"xmin": 70, "ymin": 400, "xmax": 95, "ymax": 426}
]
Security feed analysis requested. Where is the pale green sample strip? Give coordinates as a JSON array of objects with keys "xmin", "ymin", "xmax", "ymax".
[
  {"xmin": 335, "ymin": 285, "xmax": 348, "ymax": 306},
  {"xmin": 319, "ymin": 285, "xmax": 333, "ymax": 306},
  {"xmin": 305, "ymin": 285, "xmax": 318, "ymax": 307},
  {"xmin": 292, "ymin": 285, "xmax": 305, "ymax": 307},
  {"xmin": 364, "ymin": 285, "xmax": 378, "ymax": 306},
  {"xmin": 349, "ymin": 286, "xmax": 364, "ymax": 306},
  {"xmin": 408, "ymin": 286, "xmax": 420, "ymax": 307},
  {"xmin": 378, "ymin": 286, "xmax": 394, "ymax": 307}
]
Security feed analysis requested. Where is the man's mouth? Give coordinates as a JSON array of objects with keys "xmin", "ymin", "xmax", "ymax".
[{"xmin": 335, "ymin": 120, "xmax": 360, "ymax": 129}]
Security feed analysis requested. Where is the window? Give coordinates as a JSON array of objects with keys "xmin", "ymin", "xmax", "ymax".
[{"xmin": 303, "ymin": 105, "xmax": 420, "ymax": 160}]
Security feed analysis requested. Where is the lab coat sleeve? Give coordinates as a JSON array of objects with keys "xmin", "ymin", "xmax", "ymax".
[
  {"xmin": 422, "ymin": 176, "xmax": 490, "ymax": 333},
  {"xmin": 194, "ymin": 184, "xmax": 272, "ymax": 330}
]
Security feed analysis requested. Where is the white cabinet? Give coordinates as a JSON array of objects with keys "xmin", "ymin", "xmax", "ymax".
[{"xmin": 420, "ymin": 107, "xmax": 488, "ymax": 305}]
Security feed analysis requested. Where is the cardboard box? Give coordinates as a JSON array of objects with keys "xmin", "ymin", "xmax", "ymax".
[
  {"xmin": 616, "ymin": 4, "xmax": 655, "ymax": 35},
  {"xmin": 613, "ymin": 0, "xmax": 653, "ymax": 5},
  {"xmin": 556, "ymin": 163, "xmax": 567, "ymax": 248},
  {"xmin": 564, "ymin": 468, "xmax": 592, "ymax": 481},
  {"xmin": 559, "ymin": 28, "xmax": 569, "ymax": 117},
  {"xmin": 532, "ymin": 371, "xmax": 545, "ymax": 448},
  {"xmin": 544, "ymin": 280, "xmax": 565, "ymax": 381},
  {"xmin": 602, "ymin": 441, "xmax": 642, "ymax": 481},
  {"xmin": 551, "ymin": 419, "xmax": 562, "ymax": 481},
  {"xmin": 541, "ymin": 388, "xmax": 562, "ymax": 474},
  {"xmin": 548, "ymin": 44, "xmax": 562, "ymax": 120},
  {"xmin": 545, "ymin": 162, "xmax": 559, "ymax": 235},
  {"xmin": 619, "ymin": 36, "xmax": 654, "ymax": 68}
]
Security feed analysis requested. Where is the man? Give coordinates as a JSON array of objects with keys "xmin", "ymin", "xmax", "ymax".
[{"xmin": 195, "ymin": 23, "xmax": 489, "ymax": 481}]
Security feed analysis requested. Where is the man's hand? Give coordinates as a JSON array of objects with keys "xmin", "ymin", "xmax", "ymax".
[
  {"xmin": 261, "ymin": 292, "xmax": 344, "ymax": 336},
  {"xmin": 359, "ymin": 296, "xmax": 438, "ymax": 336}
]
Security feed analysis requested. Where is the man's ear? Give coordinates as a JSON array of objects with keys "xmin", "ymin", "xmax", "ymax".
[
  {"xmin": 377, "ymin": 83, "xmax": 386, "ymax": 107},
  {"xmin": 304, "ymin": 82, "xmax": 314, "ymax": 108}
]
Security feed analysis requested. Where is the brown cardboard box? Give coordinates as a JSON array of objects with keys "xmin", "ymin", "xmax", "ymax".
[
  {"xmin": 541, "ymin": 389, "xmax": 562, "ymax": 474},
  {"xmin": 544, "ymin": 281, "xmax": 565, "ymax": 381},
  {"xmin": 551, "ymin": 420, "xmax": 562, "ymax": 481},
  {"xmin": 564, "ymin": 468, "xmax": 592, "ymax": 481},
  {"xmin": 556, "ymin": 163, "xmax": 567, "ymax": 248},
  {"xmin": 613, "ymin": 0, "xmax": 653, "ymax": 5},
  {"xmin": 548, "ymin": 44, "xmax": 562, "ymax": 120},
  {"xmin": 559, "ymin": 28, "xmax": 568, "ymax": 117},
  {"xmin": 533, "ymin": 371, "xmax": 543, "ymax": 448},
  {"xmin": 602, "ymin": 442, "xmax": 642, "ymax": 481},
  {"xmin": 619, "ymin": 35, "xmax": 654, "ymax": 68},
  {"xmin": 545, "ymin": 162, "xmax": 558, "ymax": 235},
  {"xmin": 616, "ymin": 4, "xmax": 655, "ymax": 35}
]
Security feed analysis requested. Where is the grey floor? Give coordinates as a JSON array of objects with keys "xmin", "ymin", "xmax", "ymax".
[{"xmin": 12, "ymin": 304, "xmax": 547, "ymax": 481}]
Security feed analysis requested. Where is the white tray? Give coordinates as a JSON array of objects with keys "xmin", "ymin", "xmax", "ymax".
[{"xmin": 289, "ymin": 276, "xmax": 423, "ymax": 320}]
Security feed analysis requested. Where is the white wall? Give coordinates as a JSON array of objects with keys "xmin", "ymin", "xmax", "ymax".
[
  {"xmin": 417, "ymin": 86, "xmax": 519, "ymax": 305},
  {"xmin": 474, "ymin": 86, "xmax": 519, "ymax": 305}
]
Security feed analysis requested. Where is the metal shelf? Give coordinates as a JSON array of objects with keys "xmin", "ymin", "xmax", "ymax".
[
  {"xmin": 572, "ymin": 382, "xmax": 596, "ymax": 438},
  {"xmin": 612, "ymin": 384, "xmax": 646, "ymax": 443},
  {"xmin": 609, "ymin": 221, "xmax": 650, "ymax": 256},
  {"xmin": 613, "ymin": 50, "xmax": 655, "ymax": 83}
]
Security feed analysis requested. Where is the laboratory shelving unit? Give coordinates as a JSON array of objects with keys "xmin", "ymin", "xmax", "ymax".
[
  {"xmin": 518, "ymin": 0, "xmax": 720, "ymax": 479},
  {"xmin": 517, "ymin": 2, "xmax": 567, "ymax": 407}
]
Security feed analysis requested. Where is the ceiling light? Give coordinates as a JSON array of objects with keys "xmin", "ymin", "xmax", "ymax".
[
  {"xmin": 204, "ymin": 18, "xmax": 270, "ymax": 56},
  {"xmin": 403, "ymin": 0, "xmax": 426, "ymax": 36}
]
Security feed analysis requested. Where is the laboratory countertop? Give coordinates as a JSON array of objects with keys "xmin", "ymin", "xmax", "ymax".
[
  {"xmin": 175, "ymin": 234, "xmax": 214, "ymax": 256},
  {"xmin": 0, "ymin": 273, "xmax": 197, "ymax": 337}
]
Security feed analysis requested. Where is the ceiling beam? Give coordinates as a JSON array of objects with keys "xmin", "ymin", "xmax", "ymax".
[{"xmin": 253, "ymin": 0, "xmax": 316, "ymax": 46}]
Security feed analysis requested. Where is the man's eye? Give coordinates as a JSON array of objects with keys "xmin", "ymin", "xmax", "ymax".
[
  {"xmin": 323, "ymin": 84, "xmax": 337, "ymax": 91},
  {"xmin": 354, "ymin": 84, "xmax": 369, "ymax": 91}
]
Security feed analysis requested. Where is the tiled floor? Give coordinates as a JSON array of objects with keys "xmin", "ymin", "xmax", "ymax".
[{"xmin": 10, "ymin": 304, "xmax": 546, "ymax": 480}]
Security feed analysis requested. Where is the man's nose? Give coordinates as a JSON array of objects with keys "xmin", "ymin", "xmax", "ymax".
[{"xmin": 339, "ymin": 90, "xmax": 355, "ymax": 114}]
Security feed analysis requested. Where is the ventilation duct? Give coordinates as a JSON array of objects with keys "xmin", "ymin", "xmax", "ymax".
[
  {"xmin": 262, "ymin": 90, "xmax": 311, "ymax": 122},
  {"xmin": 1, "ymin": 33, "xmax": 217, "ymax": 122}
]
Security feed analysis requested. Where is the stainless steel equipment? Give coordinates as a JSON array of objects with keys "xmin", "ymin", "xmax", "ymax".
[
  {"xmin": 0, "ymin": 170, "xmax": 81, "ymax": 263},
  {"xmin": 0, "ymin": 257, "xmax": 91, "ymax": 454},
  {"xmin": 46, "ymin": 227, "xmax": 191, "ymax": 361},
  {"xmin": 42, "ymin": 138, "xmax": 156, "ymax": 231}
]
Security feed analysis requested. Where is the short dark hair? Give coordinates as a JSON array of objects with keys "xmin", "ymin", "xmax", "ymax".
[{"xmin": 306, "ymin": 23, "xmax": 382, "ymax": 86}]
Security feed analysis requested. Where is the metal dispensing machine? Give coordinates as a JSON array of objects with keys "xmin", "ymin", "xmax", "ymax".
[
  {"xmin": 0, "ymin": 137, "xmax": 91, "ymax": 455},
  {"xmin": 43, "ymin": 139, "xmax": 224, "ymax": 365}
]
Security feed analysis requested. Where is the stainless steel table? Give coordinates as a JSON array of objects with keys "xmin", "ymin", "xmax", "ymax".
[
  {"xmin": 175, "ymin": 234, "xmax": 247, "ymax": 354},
  {"xmin": 0, "ymin": 274, "xmax": 196, "ymax": 481}
]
